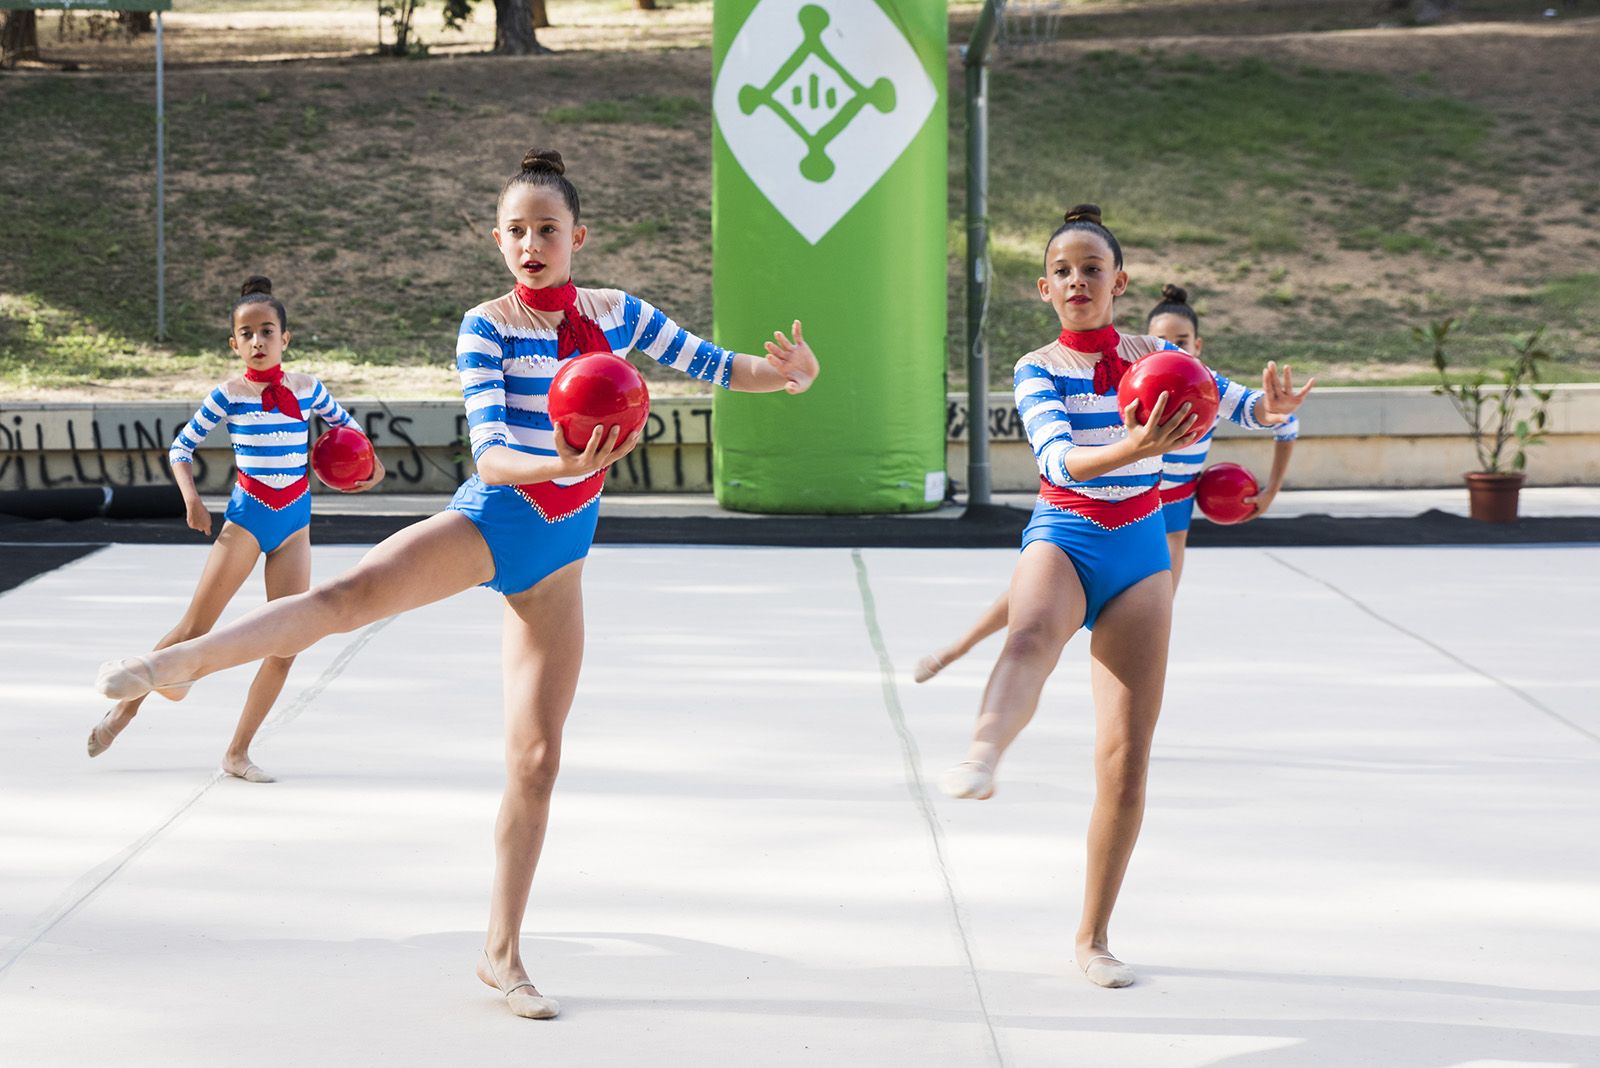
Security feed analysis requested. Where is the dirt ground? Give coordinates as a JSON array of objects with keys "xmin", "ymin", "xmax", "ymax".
[{"xmin": 3, "ymin": 0, "xmax": 1596, "ymax": 399}]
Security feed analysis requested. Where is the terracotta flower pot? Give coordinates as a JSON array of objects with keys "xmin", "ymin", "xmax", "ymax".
[{"xmin": 1464, "ymin": 471, "xmax": 1525, "ymax": 523}]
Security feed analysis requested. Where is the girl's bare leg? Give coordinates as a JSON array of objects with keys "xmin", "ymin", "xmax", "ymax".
[
  {"xmin": 90, "ymin": 523, "xmax": 261, "ymax": 753},
  {"xmin": 954, "ymin": 542, "xmax": 1087, "ymax": 781},
  {"xmin": 474, "ymin": 558, "xmax": 586, "ymax": 1012},
  {"xmin": 99, "ymin": 511, "xmax": 495, "ymax": 698},
  {"xmin": 1075, "ymin": 570, "xmax": 1174, "ymax": 982},
  {"xmin": 916, "ymin": 589, "xmax": 1009, "ymax": 683},
  {"xmin": 219, "ymin": 527, "xmax": 313, "ymax": 781},
  {"xmin": 1166, "ymin": 531, "xmax": 1190, "ymax": 593}
]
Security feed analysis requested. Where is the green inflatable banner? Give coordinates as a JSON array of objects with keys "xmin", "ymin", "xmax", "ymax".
[{"xmin": 711, "ymin": 0, "xmax": 948, "ymax": 514}]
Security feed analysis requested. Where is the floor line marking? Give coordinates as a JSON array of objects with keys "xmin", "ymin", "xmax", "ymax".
[
  {"xmin": 0, "ymin": 616, "xmax": 395, "ymax": 984},
  {"xmin": 851, "ymin": 549, "xmax": 1006, "ymax": 1066},
  {"xmin": 1265, "ymin": 551, "xmax": 1600, "ymax": 748}
]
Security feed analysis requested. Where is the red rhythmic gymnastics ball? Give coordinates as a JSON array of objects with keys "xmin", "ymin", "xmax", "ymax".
[
  {"xmin": 547, "ymin": 352, "xmax": 650, "ymax": 452},
  {"xmin": 1117, "ymin": 350, "xmax": 1220, "ymax": 435},
  {"xmin": 1196, "ymin": 462, "xmax": 1259, "ymax": 525},
  {"xmin": 311, "ymin": 426, "xmax": 375, "ymax": 491}
]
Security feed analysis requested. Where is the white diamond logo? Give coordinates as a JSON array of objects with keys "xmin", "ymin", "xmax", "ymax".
[{"xmin": 714, "ymin": 0, "xmax": 938, "ymax": 245}]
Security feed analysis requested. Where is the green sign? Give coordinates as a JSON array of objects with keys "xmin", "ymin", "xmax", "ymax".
[
  {"xmin": 0, "ymin": 2, "xmax": 171, "ymax": 10},
  {"xmin": 711, "ymin": 0, "xmax": 949, "ymax": 514}
]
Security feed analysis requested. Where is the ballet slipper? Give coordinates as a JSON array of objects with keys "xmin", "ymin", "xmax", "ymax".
[
  {"xmin": 939, "ymin": 759, "xmax": 995, "ymax": 800},
  {"xmin": 1079, "ymin": 954, "xmax": 1136, "ymax": 988},
  {"xmin": 913, "ymin": 653, "xmax": 946, "ymax": 684},
  {"xmin": 481, "ymin": 952, "xmax": 559, "ymax": 1020},
  {"xmin": 95, "ymin": 655, "xmax": 193, "ymax": 702},
  {"xmin": 86, "ymin": 709, "xmax": 122, "ymax": 758},
  {"xmin": 222, "ymin": 762, "xmax": 276, "ymax": 784}
]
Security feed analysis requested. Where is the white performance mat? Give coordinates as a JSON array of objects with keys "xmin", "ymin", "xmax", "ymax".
[{"xmin": 2, "ymin": 543, "xmax": 1596, "ymax": 1067}]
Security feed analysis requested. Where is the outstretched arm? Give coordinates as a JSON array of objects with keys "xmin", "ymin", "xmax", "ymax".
[{"xmin": 730, "ymin": 320, "xmax": 819, "ymax": 394}]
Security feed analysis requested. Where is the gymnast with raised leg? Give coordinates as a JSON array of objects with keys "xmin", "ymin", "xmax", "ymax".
[
  {"xmin": 87, "ymin": 276, "xmax": 384, "ymax": 782},
  {"xmin": 914, "ymin": 282, "xmax": 1312, "ymax": 683},
  {"xmin": 96, "ymin": 149, "xmax": 820, "ymax": 1019},
  {"xmin": 937, "ymin": 207, "xmax": 1305, "ymax": 990}
]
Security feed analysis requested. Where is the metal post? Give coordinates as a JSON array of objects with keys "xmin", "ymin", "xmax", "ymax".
[
  {"xmin": 963, "ymin": 0, "xmax": 1004, "ymax": 509},
  {"xmin": 964, "ymin": 58, "xmax": 990, "ymax": 507},
  {"xmin": 154, "ymin": 10, "xmax": 166, "ymax": 340}
]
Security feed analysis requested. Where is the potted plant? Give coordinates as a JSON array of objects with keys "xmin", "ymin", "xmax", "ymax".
[{"xmin": 1420, "ymin": 319, "xmax": 1554, "ymax": 522}]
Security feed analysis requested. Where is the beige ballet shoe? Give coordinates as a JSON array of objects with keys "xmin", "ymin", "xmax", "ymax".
[
  {"xmin": 481, "ymin": 952, "xmax": 559, "ymax": 1020},
  {"xmin": 913, "ymin": 654, "xmax": 946, "ymax": 684},
  {"xmin": 86, "ymin": 709, "xmax": 122, "ymax": 758},
  {"xmin": 222, "ymin": 762, "xmax": 276, "ymax": 784},
  {"xmin": 1079, "ymin": 954, "xmax": 1136, "ymax": 988},
  {"xmin": 939, "ymin": 760, "xmax": 995, "ymax": 800},
  {"xmin": 95, "ymin": 655, "xmax": 193, "ymax": 702}
]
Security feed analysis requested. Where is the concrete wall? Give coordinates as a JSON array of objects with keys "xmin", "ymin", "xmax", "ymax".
[
  {"xmin": 3, "ymin": 386, "xmax": 1596, "ymax": 496},
  {"xmin": 948, "ymin": 384, "xmax": 1600, "ymax": 490}
]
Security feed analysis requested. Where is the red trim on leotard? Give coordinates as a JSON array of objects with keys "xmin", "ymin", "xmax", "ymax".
[
  {"xmin": 1036, "ymin": 480, "xmax": 1161, "ymax": 531},
  {"xmin": 513, "ymin": 469, "xmax": 607, "ymax": 523},
  {"xmin": 236, "ymin": 472, "xmax": 309, "ymax": 511},
  {"xmin": 1159, "ymin": 481, "xmax": 1197, "ymax": 506}
]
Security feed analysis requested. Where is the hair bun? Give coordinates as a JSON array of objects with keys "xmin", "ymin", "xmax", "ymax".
[
  {"xmin": 1160, "ymin": 283, "xmax": 1189, "ymax": 305},
  {"xmin": 521, "ymin": 148, "xmax": 565, "ymax": 176},
  {"xmin": 1063, "ymin": 203, "xmax": 1103, "ymax": 226},
  {"xmin": 240, "ymin": 275, "xmax": 273, "ymax": 297}
]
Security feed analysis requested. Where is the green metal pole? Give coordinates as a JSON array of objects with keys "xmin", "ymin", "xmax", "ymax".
[{"xmin": 155, "ymin": 8, "xmax": 166, "ymax": 340}]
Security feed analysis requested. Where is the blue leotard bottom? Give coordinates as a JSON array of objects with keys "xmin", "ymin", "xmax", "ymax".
[
  {"xmin": 224, "ymin": 483, "xmax": 310, "ymax": 555},
  {"xmin": 1162, "ymin": 493, "xmax": 1196, "ymax": 534},
  {"xmin": 1020, "ymin": 501, "xmax": 1170, "ymax": 630},
  {"xmin": 447, "ymin": 475, "xmax": 600, "ymax": 596}
]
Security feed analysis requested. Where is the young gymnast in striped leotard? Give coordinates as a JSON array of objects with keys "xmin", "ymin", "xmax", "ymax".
[
  {"xmin": 914, "ymin": 283, "xmax": 1311, "ymax": 682},
  {"xmin": 95, "ymin": 149, "xmax": 820, "ymax": 1020},
  {"xmin": 936, "ymin": 207, "xmax": 1308, "ymax": 990},
  {"xmin": 87, "ymin": 276, "xmax": 384, "ymax": 782}
]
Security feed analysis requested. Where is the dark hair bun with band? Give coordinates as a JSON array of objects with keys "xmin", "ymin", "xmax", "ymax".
[
  {"xmin": 521, "ymin": 148, "xmax": 566, "ymax": 176},
  {"xmin": 1063, "ymin": 204, "xmax": 1103, "ymax": 226},
  {"xmin": 1160, "ymin": 283, "xmax": 1189, "ymax": 306},
  {"xmin": 240, "ymin": 275, "xmax": 273, "ymax": 298}
]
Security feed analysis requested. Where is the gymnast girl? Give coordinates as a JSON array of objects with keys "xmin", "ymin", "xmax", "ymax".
[
  {"xmin": 87, "ymin": 276, "xmax": 384, "ymax": 782},
  {"xmin": 937, "ymin": 207, "xmax": 1305, "ymax": 989},
  {"xmin": 914, "ymin": 282, "xmax": 1312, "ymax": 682},
  {"xmin": 95, "ymin": 149, "xmax": 819, "ymax": 1019}
]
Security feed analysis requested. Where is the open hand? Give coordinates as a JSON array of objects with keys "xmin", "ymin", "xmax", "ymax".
[
  {"xmin": 553, "ymin": 421, "xmax": 642, "ymax": 479},
  {"xmin": 1261, "ymin": 361, "xmax": 1315, "ymax": 423},
  {"xmin": 764, "ymin": 320, "xmax": 819, "ymax": 395},
  {"xmin": 1123, "ymin": 391, "xmax": 1199, "ymax": 460},
  {"xmin": 347, "ymin": 455, "xmax": 387, "ymax": 493}
]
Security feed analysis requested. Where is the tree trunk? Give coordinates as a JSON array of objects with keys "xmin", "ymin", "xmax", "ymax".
[
  {"xmin": 494, "ymin": 0, "xmax": 547, "ymax": 54},
  {"xmin": 531, "ymin": 0, "xmax": 549, "ymax": 30},
  {"xmin": 635, "ymin": 0, "xmax": 658, "ymax": 9},
  {"xmin": 119, "ymin": 12, "xmax": 155, "ymax": 35},
  {"xmin": 2, "ymin": 11, "xmax": 40, "ymax": 67}
]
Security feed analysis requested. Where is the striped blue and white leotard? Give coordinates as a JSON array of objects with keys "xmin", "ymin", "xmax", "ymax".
[
  {"xmin": 1014, "ymin": 333, "xmax": 1258, "ymax": 629},
  {"xmin": 168, "ymin": 374, "xmax": 356, "ymax": 553},
  {"xmin": 448, "ymin": 287, "xmax": 735, "ymax": 595}
]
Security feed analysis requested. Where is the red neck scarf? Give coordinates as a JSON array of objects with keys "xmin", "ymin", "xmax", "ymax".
[
  {"xmin": 244, "ymin": 364, "xmax": 303, "ymax": 420},
  {"xmin": 515, "ymin": 281, "xmax": 613, "ymax": 358},
  {"xmin": 1058, "ymin": 325, "xmax": 1126, "ymax": 396}
]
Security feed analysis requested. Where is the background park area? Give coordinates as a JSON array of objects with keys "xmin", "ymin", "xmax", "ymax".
[
  {"xmin": 4, "ymin": 7, "xmax": 1599, "ymax": 1068},
  {"xmin": 2, "ymin": 0, "xmax": 1599, "ymax": 402}
]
